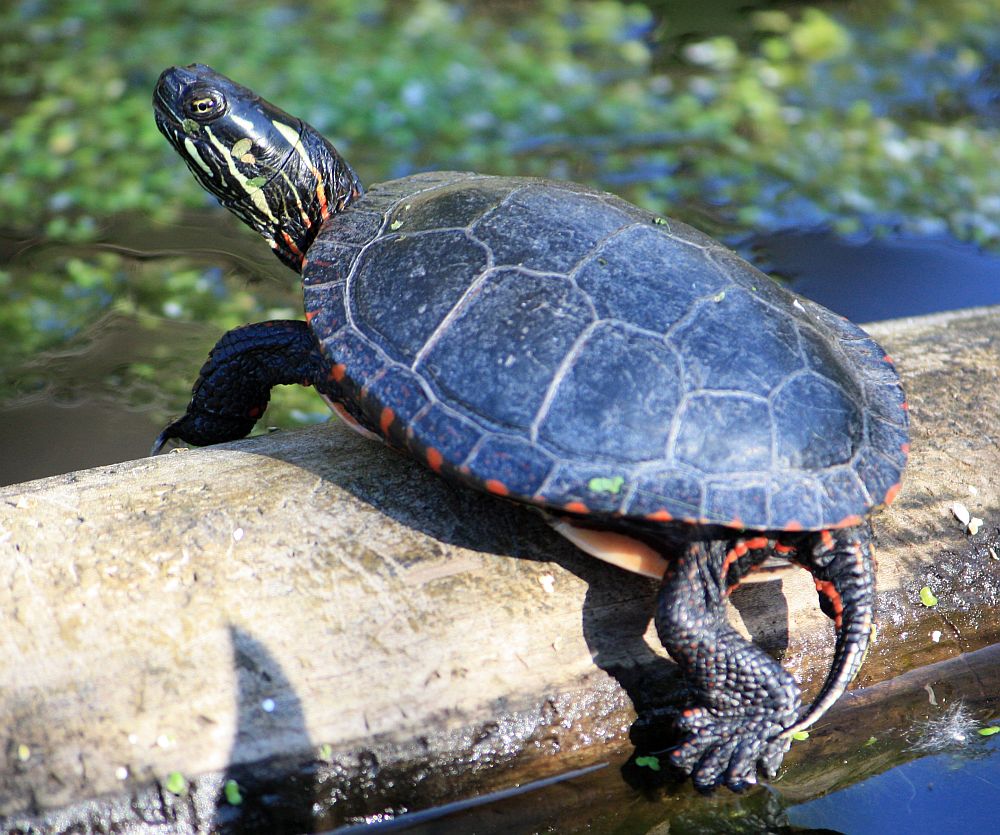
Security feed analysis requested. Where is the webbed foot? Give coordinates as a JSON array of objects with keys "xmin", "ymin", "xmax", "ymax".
[{"xmin": 668, "ymin": 704, "xmax": 795, "ymax": 791}]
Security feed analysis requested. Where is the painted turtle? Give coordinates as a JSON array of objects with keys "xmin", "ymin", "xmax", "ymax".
[{"xmin": 152, "ymin": 64, "xmax": 908, "ymax": 791}]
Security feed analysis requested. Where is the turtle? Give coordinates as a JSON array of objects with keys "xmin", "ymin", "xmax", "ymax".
[{"xmin": 151, "ymin": 64, "xmax": 908, "ymax": 792}]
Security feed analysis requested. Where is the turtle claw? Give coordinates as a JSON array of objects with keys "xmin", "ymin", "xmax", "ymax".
[
  {"xmin": 150, "ymin": 410, "xmax": 257, "ymax": 455},
  {"xmin": 150, "ymin": 414, "xmax": 205, "ymax": 455},
  {"xmin": 151, "ymin": 421, "xmax": 183, "ymax": 455},
  {"xmin": 667, "ymin": 706, "xmax": 792, "ymax": 792}
]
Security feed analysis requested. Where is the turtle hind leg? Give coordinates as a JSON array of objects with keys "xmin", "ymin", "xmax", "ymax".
[
  {"xmin": 152, "ymin": 320, "xmax": 325, "ymax": 453},
  {"xmin": 783, "ymin": 522, "xmax": 875, "ymax": 737},
  {"xmin": 653, "ymin": 536, "xmax": 800, "ymax": 792}
]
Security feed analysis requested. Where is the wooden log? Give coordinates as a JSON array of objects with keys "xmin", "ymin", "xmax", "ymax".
[{"xmin": 1, "ymin": 305, "xmax": 999, "ymax": 831}]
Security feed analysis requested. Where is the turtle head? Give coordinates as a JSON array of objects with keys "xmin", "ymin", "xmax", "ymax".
[{"xmin": 153, "ymin": 64, "xmax": 363, "ymax": 271}]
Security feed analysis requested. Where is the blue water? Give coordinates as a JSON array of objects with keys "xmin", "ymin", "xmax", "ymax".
[
  {"xmin": 757, "ymin": 232, "xmax": 1000, "ymax": 323},
  {"xmin": 790, "ymin": 739, "xmax": 1000, "ymax": 834}
]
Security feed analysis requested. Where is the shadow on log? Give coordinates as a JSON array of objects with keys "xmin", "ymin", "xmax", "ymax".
[{"xmin": 1, "ymin": 305, "xmax": 1000, "ymax": 831}]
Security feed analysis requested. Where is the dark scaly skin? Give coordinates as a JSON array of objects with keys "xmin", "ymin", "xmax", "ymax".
[
  {"xmin": 654, "ymin": 525, "xmax": 873, "ymax": 790},
  {"xmin": 785, "ymin": 524, "xmax": 876, "ymax": 738},
  {"xmin": 151, "ymin": 65, "xmax": 362, "ymax": 271},
  {"xmin": 152, "ymin": 321, "xmax": 327, "ymax": 452},
  {"xmin": 151, "ymin": 64, "xmax": 887, "ymax": 792}
]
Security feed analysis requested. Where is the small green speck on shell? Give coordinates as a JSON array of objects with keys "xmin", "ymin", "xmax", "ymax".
[
  {"xmin": 791, "ymin": 730, "xmax": 810, "ymax": 741},
  {"xmin": 653, "ymin": 217, "xmax": 668, "ymax": 226},
  {"xmin": 224, "ymin": 779, "xmax": 243, "ymax": 805},
  {"xmin": 390, "ymin": 219, "xmax": 404, "ymax": 231},
  {"xmin": 978, "ymin": 726, "xmax": 1000, "ymax": 736},
  {"xmin": 588, "ymin": 476, "xmax": 625, "ymax": 494},
  {"xmin": 165, "ymin": 771, "xmax": 187, "ymax": 795},
  {"xmin": 711, "ymin": 291, "xmax": 726, "ymax": 303},
  {"xmin": 319, "ymin": 743, "xmax": 333, "ymax": 761},
  {"xmin": 919, "ymin": 585, "xmax": 938, "ymax": 607},
  {"xmin": 16, "ymin": 744, "xmax": 30, "ymax": 762},
  {"xmin": 635, "ymin": 755, "xmax": 661, "ymax": 771}
]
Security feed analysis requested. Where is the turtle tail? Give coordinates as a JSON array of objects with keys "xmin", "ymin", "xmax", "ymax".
[{"xmin": 782, "ymin": 525, "xmax": 875, "ymax": 737}]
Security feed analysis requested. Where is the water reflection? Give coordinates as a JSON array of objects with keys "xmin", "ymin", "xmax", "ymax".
[{"xmin": 757, "ymin": 232, "xmax": 1000, "ymax": 323}]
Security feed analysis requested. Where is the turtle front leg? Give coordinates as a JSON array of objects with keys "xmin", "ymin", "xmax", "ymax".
[
  {"xmin": 654, "ymin": 537, "xmax": 800, "ymax": 792},
  {"xmin": 152, "ymin": 320, "xmax": 325, "ymax": 453}
]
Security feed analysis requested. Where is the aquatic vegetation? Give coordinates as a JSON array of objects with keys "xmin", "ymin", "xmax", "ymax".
[{"xmin": 1, "ymin": 0, "xmax": 997, "ymax": 245}]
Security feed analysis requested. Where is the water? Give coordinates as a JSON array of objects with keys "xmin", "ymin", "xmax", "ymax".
[
  {"xmin": 789, "ymin": 742, "xmax": 1000, "ymax": 834},
  {"xmin": 760, "ymin": 232, "xmax": 1000, "ymax": 323}
]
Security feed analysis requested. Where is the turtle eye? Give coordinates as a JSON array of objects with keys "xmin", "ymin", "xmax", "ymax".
[{"xmin": 184, "ymin": 88, "xmax": 226, "ymax": 122}]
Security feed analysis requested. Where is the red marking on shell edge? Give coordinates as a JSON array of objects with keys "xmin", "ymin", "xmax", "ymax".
[
  {"xmin": 901, "ymin": 442, "xmax": 911, "ymax": 454},
  {"xmin": 883, "ymin": 483, "xmax": 901, "ymax": 505},
  {"xmin": 834, "ymin": 514, "xmax": 863, "ymax": 528},
  {"xmin": 883, "ymin": 354, "xmax": 895, "ymax": 364},
  {"xmin": 646, "ymin": 509, "xmax": 673, "ymax": 522},
  {"xmin": 727, "ymin": 516, "xmax": 744, "ymax": 529},
  {"xmin": 485, "ymin": 479, "xmax": 509, "ymax": 496},
  {"xmin": 784, "ymin": 520, "xmax": 804, "ymax": 532},
  {"xmin": 814, "ymin": 578, "xmax": 844, "ymax": 629},
  {"xmin": 745, "ymin": 536, "xmax": 769, "ymax": 550},
  {"xmin": 564, "ymin": 501, "xmax": 589, "ymax": 515},
  {"xmin": 304, "ymin": 309, "xmax": 318, "ymax": 322},
  {"xmin": 426, "ymin": 448, "xmax": 443, "ymax": 473},
  {"xmin": 379, "ymin": 407, "xmax": 395, "ymax": 435},
  {"xmin": 902, "ymin": 401, "xmax": 910, "ymax": 411},
  {"xmin": 329, "ymin": 364, "xmax": 346, "ymax": 382}
]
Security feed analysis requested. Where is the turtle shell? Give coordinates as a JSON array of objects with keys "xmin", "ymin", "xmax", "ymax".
[{"xmin": 301, "ymin": 172, "xmax": 908, "ymax": 531}]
